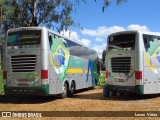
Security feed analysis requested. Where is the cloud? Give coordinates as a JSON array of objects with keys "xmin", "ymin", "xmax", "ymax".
[
  {"xmin": 80, "ymin": 24, "xmax": 154, "ymax": 58},
  {"xmin": 81, "ymin": 39, "xmax": 91, "ymax": 47},
  {"xmin": 61, "ymin": 30, "xmax": 91, "ymax": 47},
  {"xmin": 81, "ymin": 24, "xmax": 153, "ymax": 37},
  {"xmin": 92, "ymin": 43, "xmax": 106, "ymax": 58},
  {"xmin": 60, "ymin": 30, "xmax": 104, "ymax": 58},
  {"xmin": 81, "ymin": 29, "xmax": 97, "ymax": 36},
  {"xmin": 95, "ymin": 37, "xmax": 104, "ymax": 42},
  {"xmin": 60, "ymin": 30, "xmax": 80, "ymax": 41},
  {"xmin": 81, "ymin": 26, "xmax": 125, "ymax": 37},
  {"xmin": 60, "ymin": 24, "xmax": 155, "ymax": 58},
  {"xmin": 127, "ymin": 24, "xmax": 150, "ymax": 31}
]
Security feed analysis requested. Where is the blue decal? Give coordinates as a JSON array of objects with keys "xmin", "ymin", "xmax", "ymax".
[
  {"xmin": 58, "ymin": 48, "xmax": 65, "ymax": 65},
  {"xmin": 156, "ymin": 50, "xmax": 160, "ymax": 62},
  {"xmin": 86, "ymin": 60, "xmax": 94, "ymax": 86}
]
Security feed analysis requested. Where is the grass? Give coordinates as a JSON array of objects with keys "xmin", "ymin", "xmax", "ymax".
[{"xmin": 99, "ymin": 71, "xmax": 106, "ymax": 85}]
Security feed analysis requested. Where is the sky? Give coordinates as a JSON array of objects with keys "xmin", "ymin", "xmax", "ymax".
[{"xmin": 60, "ymin": 0, "xmax": 160, "ymax": 58}]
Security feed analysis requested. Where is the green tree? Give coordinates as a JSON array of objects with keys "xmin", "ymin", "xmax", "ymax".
[
  {"xmin": 0, "ymin": 0, "xmax": 77, "ymax": 32},
  {"xmin": 0, "ymin": 0, "xmax": 15, "ymax": 34},
  {"xmin": 102, "ymin": 50, "xmax": 106, "ymax": 64},
  {"xmin": 102, "ymin": 0, "xmax": 126, "ymax": 11},
  {"xmin": 0, "ymin": 0, "xmax": 126, "ymax": 32}
]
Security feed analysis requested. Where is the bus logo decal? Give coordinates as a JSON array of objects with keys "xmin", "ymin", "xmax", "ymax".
[
  {"xmin": 26, "ymin": 72, "xmax": 40, "ymax": 84},
  {"xmin": 50, "ymin": 36, "xmax": 70, "ymax": 80},
  {"xmin": 146, "ymin": 38, "xmax": 160, "ymax": 74},
  {"xmin": 86, "ymin": 60, "xmax": 94, "ymax": 86}
]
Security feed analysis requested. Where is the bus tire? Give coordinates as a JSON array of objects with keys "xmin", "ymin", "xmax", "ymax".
[
  {"xmin": 103, "ymin": 85, "xmax": 109, "ymax": 97},
  {"xmin": 111, "ymin": 91, "xmax": 116, "ymax": 96},
  {"xmin": 59, "ymin": 82, "xmax": 68, "ymax": 99},
  {"xmin": 95, "ymin": 79, "xmax": 98, "ymax": 85},
  {"xmin": 69, "ymin": 81, "xmax": 75, "ymax": 97}
]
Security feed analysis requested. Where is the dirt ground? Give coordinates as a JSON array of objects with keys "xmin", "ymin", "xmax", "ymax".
[{"xmin": 0, "ymin": 86, "xmax": 160, "ymax": 120}]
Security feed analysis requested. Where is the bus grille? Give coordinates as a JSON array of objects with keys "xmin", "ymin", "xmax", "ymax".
[
  {"xmin": 10, "ymin": 55, "xmax": 36, "ymax": 72},
  {"xmin": 111, "ymin": 57, "xmax": 131, "ymax": 73}
]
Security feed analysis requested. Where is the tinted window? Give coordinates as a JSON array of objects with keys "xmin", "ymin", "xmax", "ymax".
[
  {"xmin": 48, "ymin": 33, "xmax": 68, "ymax": 50},
  {"xmin": 7, "ymin": 30, "xmax": 41, "ymax": 46},
  {"xmin": 66, "ymin": 39, "xmax": 97, "ymax": 60},
  {"xmin": 48, "ymin": 34, "xmax": 53, "ymax": 48},
  {"xmin": 143, "ymin": 34, "xmax": 160, "ymax": 51}
]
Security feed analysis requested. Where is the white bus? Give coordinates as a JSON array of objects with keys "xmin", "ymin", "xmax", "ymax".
[
  {"xmin": 103, "ymin": 30, "xmax": 160, "ymax": 96},
  {"xmin": 3, "ymin": 27, "xmax": 99, "ymax": 98}
]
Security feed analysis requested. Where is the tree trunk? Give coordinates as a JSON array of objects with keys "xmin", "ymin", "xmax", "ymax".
[{"xmin": 32, "ymin": 0, "xmax": 37, "ymax": 26}]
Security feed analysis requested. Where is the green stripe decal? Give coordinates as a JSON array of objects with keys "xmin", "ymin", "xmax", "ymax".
[
  {"xmin": 136, "ymin": 85, "xmax": 144, "ymax": 94},
  {"xmin": 41, "ymin": 85, "xmax": 49, "ymax": 94}
]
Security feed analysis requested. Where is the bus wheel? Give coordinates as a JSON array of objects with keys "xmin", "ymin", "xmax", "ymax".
[
  {"xmin": 111, "ymin": 91, "xmax": 116, "ymax": 96},
  {"xmin": 95, "ymin": 79, "xmax": 98, "ymax": 85},
  {"xmin": 59, "ymin": 83, "xmax": 68, "ymax": 99},
  {"xmin": 103, "ymin": 85, "xmax": 109, "ymax": 97},
  {"xmin": 69, "ymin": 81, "xmax": 75, "ymax": 97}
]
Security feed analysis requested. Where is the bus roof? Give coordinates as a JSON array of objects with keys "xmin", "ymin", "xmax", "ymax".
[
  {"xmin": 7, "ymin": 27, "xmax": 95, "ymax": 51},
  {"xmin": 108, "ymin": 30, "xmax": 160, "ymax": 37}
]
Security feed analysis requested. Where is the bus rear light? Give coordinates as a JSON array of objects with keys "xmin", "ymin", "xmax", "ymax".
[
  {"xmin": 106, "ymin": 71, "xmax": 108, "ymax": 78},
  {"xmin": 135, "ymin": 71, "xmax": 142, "ymax": 80},
  {"xmin": 41, "ymin": 70, "xmax": 48, "ymax": 79},
  {"xmin": 3, "ymin": 71, "xmax": 7, "ymax": 79}
]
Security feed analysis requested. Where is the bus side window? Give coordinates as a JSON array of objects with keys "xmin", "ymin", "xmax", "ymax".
[
  {"xmin": 144, "ymin": 37, "xmax": 148, "ymax": 44},
  {"xmin": 58, "ymin": 37, "xmax": 68, "ymax": 48},
  {"xmin": 49, "ymin": 33, "xmax": 54, "ymax": 49},
  {"xmin": 63, "ymin": 39, "xmax": 68, "ymax": 48},
  {"xmin": 144, "ymin": 37, "xmax": 150, "ymax": 51}
]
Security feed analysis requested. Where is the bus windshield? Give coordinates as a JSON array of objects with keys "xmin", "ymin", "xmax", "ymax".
[
  {"xmin": 108, "ymin": 33, "xmax": 135, "ymax": 51},
  {"xmin": 7, "ymin": 30, "xmax": 41, "ymax": 46}
]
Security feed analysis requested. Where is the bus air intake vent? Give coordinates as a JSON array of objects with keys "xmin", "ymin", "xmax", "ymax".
[
  {"xmin": 111, "ymin": 57, "xmax": 131, "ymax": 73},
  {"xmin": 10, "ymin": 55, "xmax": 36, "ymax": 72}
]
